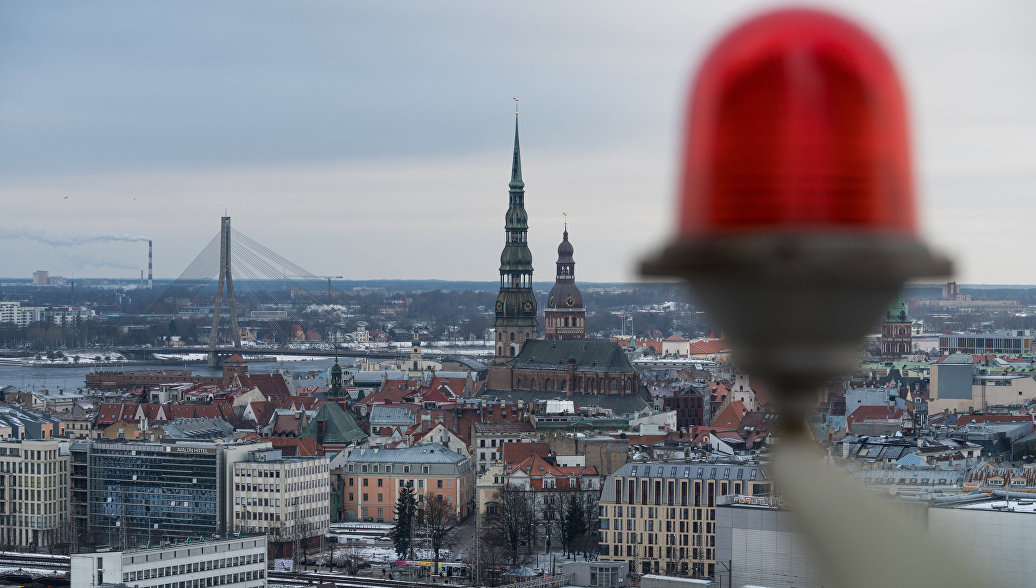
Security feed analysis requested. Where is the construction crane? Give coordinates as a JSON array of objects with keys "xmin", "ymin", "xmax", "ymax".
[{"xmin": 327, "ymin": 276, "xmax": 344, "ymax": 303}]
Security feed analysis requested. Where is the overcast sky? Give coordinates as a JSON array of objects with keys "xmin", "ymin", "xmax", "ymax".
[{"xmin": 3, "ymin": 1, "xmax": 1036, "ymax": 283}]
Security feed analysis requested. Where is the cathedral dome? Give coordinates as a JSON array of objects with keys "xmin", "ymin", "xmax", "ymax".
[
  {"xmin": 547, "ymin": 281, "xmax": 583, "ymax": 309},
  {"xmin": 547, "ymin": 228, "xmax": 583, "ymax": 310},
  {"xmin": 557, "ymin": 230, "xmax": 574, "ymax": 260}
]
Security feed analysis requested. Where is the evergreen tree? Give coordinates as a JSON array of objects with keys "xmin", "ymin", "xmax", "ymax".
[
  {"xmin": 391, "ymin": 485, "xmax": 417, "ymax": 559},
  {"xmin": 564, "ymin": 493, "xmax": 587, "ymax": 557}
]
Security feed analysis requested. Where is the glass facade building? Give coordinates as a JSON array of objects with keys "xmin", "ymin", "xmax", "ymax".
[{"xmin": 87, "ymin": 441, "xmax": 227, "ymax": 546}]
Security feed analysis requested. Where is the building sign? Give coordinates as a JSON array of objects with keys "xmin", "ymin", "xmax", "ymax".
[
  {"xmin": 732, "ymin": 495, "xmax": 787, "ymax": 509},
  {"xmin": 273, "ymin": 559, "xmax": 293, "ymax": 572},
  {"xmin": 173, "ymin": 446, "xmax": 212, "ymax": 454}
]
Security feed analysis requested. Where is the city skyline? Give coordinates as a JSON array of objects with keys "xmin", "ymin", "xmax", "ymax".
[{"xmin": 3, "ymin": 1, "xmax": 1036, "ymax": 283}]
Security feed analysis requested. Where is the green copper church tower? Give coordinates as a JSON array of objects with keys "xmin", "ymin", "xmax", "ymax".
[{"xmin": 494, "ymin": 110, "xmax": 538, "ymax": 362}]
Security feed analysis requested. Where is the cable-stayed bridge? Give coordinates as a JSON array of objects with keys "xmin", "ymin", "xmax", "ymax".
[{"xmin": 149, "ymin": 216, "xmax": 369, "ymax": 366}]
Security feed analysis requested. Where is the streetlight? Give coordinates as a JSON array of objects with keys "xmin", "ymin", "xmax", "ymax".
[{"xmin": 715, "ymin": 559, "xmax": 732, "ymax": 588}]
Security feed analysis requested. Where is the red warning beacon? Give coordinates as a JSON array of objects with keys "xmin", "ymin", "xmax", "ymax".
[
  {"xmin": 643, "ymin": 8, "xmax": 950, "ymax": 411},
  {"xmin": 679, "ymin": 8, "xmax": 914, "ymax": 239}
]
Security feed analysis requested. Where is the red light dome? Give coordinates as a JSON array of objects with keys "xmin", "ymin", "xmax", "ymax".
[{"xmin": 679, "ymin": 8, "xmax": 915, "ymax": 238}]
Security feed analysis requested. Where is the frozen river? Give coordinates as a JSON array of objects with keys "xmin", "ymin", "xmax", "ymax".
[{"xmin": 0, "ymin": 357, "xmax": 338, "ymax": 391}]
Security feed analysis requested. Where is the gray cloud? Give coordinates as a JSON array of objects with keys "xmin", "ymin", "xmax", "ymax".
[{"xmin": 2, "ymin": 1, "xmax": 1036, "ymax": 283}]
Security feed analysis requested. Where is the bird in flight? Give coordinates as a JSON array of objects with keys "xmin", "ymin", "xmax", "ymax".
[{"xmin": 63, "ymin": 195, "xmax": 68, "ymax": 200}]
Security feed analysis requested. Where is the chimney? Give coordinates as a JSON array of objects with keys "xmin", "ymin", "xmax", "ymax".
[{"xmin": 148, "ymin": 240, "xmax": 153, "ymax": 289}]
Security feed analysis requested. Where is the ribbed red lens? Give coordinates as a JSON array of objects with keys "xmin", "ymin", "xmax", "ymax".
[{"xmin": 679, "ymin": 8, "xmax": 915, "ymax": 238}]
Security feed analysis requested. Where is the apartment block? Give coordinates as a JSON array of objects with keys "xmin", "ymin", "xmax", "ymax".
[
  {"xmin": 340, "ymin": 445, "xmax": 472, "ymax": 522},
  {"xmin": 0, "ymin": 439, "xmax": 70, "ymax": 549},
  {"xmin": 599, "ymin": 461, "xmax": 772, "ymax": 578}
]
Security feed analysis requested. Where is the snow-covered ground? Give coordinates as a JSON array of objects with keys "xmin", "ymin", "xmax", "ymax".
[
  {"xmin": 0, "ymin": 551, "xmax": 69, "ymax": 559},
  {"xmin": 0, "ymin": 566, "xmax": 66, "ymax": 574},
  {"xmin": 0, "ymin": 350, "xmax": 128, "ymax": 366}
]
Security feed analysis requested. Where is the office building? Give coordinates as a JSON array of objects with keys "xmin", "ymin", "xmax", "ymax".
[
  {"xmin": 599, "ymin": 461, "xmax": 772, "ymax": 578},
  {"xmin": 715, "ymin": 495, "xmax": 825, "ymax": 588},
  {"xmin": 85, "ymin": 440, "xmax": 269, "ymax": 547},
  {"xmin": 232, "ymin": 448, "xmax": 330, "ymax": 553},
  {"xmin": 71, "ymin": 533, "xmax": 268, "ymax": 588},
  {"xmin": 938, "ymin": 330, "xmax": 1034, "ymax": 355},
  {"xmin": 0, "ymin": 439, "xmax": 71, "ymax": 549}
]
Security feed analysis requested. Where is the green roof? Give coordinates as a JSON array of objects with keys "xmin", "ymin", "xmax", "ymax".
[{"xmin": 301, "ymin": 402, "xmax": 366, "ymax": 445}]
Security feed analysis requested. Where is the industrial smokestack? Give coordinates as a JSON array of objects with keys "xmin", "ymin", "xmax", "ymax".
[{"xmin": 148, "ymin": 240, "xmax": 153, "ymax": 289}]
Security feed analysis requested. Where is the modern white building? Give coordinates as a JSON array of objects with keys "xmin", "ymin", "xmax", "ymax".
[
  {"xmin": 71, "ymin": 533, "xmax": 268, "ymax": 588},
  {"xmin": 0, "ymin": 301, "xmax": 94, "ymax": 327},
  {"xmin": 232, "ymin": 449, "xmax": 330, "ymax": 549}
]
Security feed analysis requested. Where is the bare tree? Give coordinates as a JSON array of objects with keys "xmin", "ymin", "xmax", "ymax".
[
  {"xmin": 423, "ymin": 495, "xmax": 452, "ymax": 575},
  {"xmin": 492, "ymin": 485, "xmax": 534, "ymax": 567},
  {"xmin": 478, "ymin": 511, "xmax": 509, "ymax": 587},
  {"xmin": 541, "ymin": 494, "xmax": 565, "ymax": 554}
]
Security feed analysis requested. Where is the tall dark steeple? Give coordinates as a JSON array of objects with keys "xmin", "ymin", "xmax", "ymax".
[
  {"xmin": 328, "ymin": 335, "xmax": 346, "ymax": 399},
  {"xmin": 545, "ymin": 218, "xmax": 586, "ymax": 340},
  {"xmin": 494, "ymin": 101, "xmax": 538, "ymax": 361}
]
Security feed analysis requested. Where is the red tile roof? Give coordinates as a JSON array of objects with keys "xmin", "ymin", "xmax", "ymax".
[
  {"xmin": 952, "ymin": 412, "xmax": 1034, "ymax": 429},
  {"xmin": 502, "ymin": 441, "xmax": 551, "ymax": 465},
  {"xmin": 506, "ymin": 455, "xmax": 597, "ymax": 491},
  {"xmin": 711, "ymin": 401, "xmax": 746, "ymax": 429},
  {"xmin": 748, "ymin": 376, "xmax": 774, "ymax": 407},
  {"xmin": 847, "ymin": 405, "xmax": 905, "ymax": 428},
  {"xmin": 262, "ymin": 436, "xmax": 317, "ymax": 456},
  {"xmin": 272, "ymin": 413, "xmax": 302, "ymax": 435},
  {"xmin": 244, "ymin": 373, "xmax": 292, "ymax": 400},
  {"xmin": 689, "ymin": 339, "xmax": 729, "ymax": 354},
  {"xmin": 96, "ymin": 403, "xmax": 138, "ymax": 426}
]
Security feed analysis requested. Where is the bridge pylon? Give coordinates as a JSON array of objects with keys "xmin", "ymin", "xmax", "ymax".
[{"xmin": 209, "ymin": 216, "xmax": 241, "ymax": 367}]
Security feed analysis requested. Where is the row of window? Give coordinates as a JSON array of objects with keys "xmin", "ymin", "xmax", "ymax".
[
  {"xmin": 0, "ymin": 459, "xmax": 66, "ymax": 474},
  {"xmin": 606, "ymin": 531, "xmax": 713, "ymax": 547},
  {"xmin": 4, "ymin": 473, "xmax": 65, "ymax": 488},
  {"xmin": 0, "ymin": 514, "xmax": 64, "ymax": 529},
  {"xmin": 350, "ymin": 463, "xmax": 429, "ymax": 474},
  {"xmin": 126, "ymin": 570, "xmax": 263, "ymax": 588},
  {"xmin": 600, "ymin": 518, "xmax": 709, "ymax": 534},
  {"xmin": 605, "ymin": 543, "xmax": 713, "ymax": 562},
  {"xmin": 122, "ymin": 552, "xmax": 264, "ymax": 582},
  {"xmin": 236, "ymin": 465, "xmax": 327, "ymax": 478},
  {"xmin": 603, "ymin": 506, "xmax": 716, "ymax": 521}
]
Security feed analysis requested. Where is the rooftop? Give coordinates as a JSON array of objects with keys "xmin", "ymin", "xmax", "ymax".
[{"xmin": 345, "ymin": 444, "xmax": 468, "ymax": 465}]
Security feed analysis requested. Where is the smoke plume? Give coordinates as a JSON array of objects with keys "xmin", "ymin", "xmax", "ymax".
[{"xmin": 0, "ymin": 228, "xmax": 149, "ymax": 246}]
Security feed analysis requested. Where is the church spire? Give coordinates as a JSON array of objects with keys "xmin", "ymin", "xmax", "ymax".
[
  {"xmin": 545, "ymin": 219, "xmax": 585, "ymax": 340},
  {"xmin": 511, "ymin": 113, "xmax": 523, "ymax": 188},
  {"xmin": 495, "ymin": 98, "xmax": 537, "ymax": 362}
]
